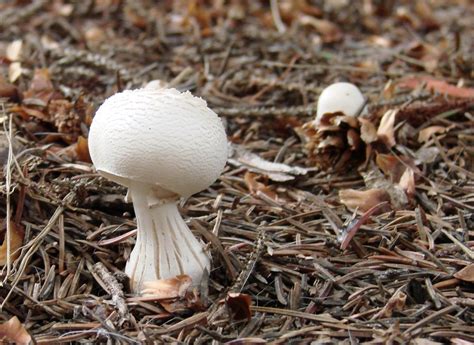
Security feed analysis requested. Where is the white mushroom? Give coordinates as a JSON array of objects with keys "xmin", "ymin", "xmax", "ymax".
[
  {"xmin": 315, "ymin": 82, "xmax": 367, "ymax": 124},
  {"xmin": 88, "ymin": 88, "xmax": 228, "ymax": 293},
  {"xmin": 144, "ymin": 79, "xmax": 168, "ymax": 90}
]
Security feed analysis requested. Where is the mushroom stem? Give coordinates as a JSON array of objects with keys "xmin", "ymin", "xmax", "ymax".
[{"xmin": 125, "ymin": 181, "xmax": 210, "ymax": 293}]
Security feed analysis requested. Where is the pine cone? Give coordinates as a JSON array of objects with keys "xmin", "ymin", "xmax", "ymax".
[{"xmin": 300, "ymin": 112, "xmax": 378, "ymax": 170}]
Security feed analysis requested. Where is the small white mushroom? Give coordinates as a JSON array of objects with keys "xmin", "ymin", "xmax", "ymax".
[
  {"xmin": 315, "ymin": 82, "xmax": 367, "ymax": 124},
  {"xmin": 88, "ymin": 88, "xmax": 228, "ymax": 293},
  {"xmin": 144, "ymin": 79, "xmax": 168, "ymax": 90}
]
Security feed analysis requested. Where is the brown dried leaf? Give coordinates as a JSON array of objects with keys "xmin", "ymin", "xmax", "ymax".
[
  {"xmin": 226, "ymin": 292, "xmax": 252, "ymax": 321},
  {"xmin": 398, "ymin": 76, "xmax": 474, "ymax": 99},
  {"xmin": 418, "ymin": 126, "xmax": 446, "ymax": 143},
  {"xmin": 23, "ymin": 69, "xmax": 57, "ymax": 104},
  {"xmin": 141, "ymin": 275, "xmax": 192, "ymax": 299},
  {"xmin": 0, "ymin": 222, "xmax": 24, "ymax": 266},
  {"xmin": 375, "ymin": 154, "xmax": 419, "ymax": 185},
  {"xmin": 9, "ymin": 105, "xmax": 49, "ymax": 122},
  {"xmin": 453, "ymin": 264, "xmax": 474, "ymax": 283},
  {"xmin": 298, "ymin": 15, "xmax": 343, "ymax": 43},
  {"xmin": 76, "ymin": 136, "xmax": 92, "ymax": 163},
  {"xmin": 359, "ymin": 117, "xmax": 378, "ymax": 143},
  {"xmin": 339, "ymin": 188, "xmax": 391, "ymax": 213},
  {"xmin": 0, "ymin": 316, "xmax": 31, "ymax": 345},
  {"xmin": 377, "ymin": 109, "xmax": 398, "ymax": 148},
  {"xmin": 244, "ymin": 172, "xmax": 278, "ymax": 200},
  {"xmin": 0, "ymin": 77, "xmax": 20, "ymax": 102},
  {"xmin": 414, "ymin": 1, "xmax": 439, "ymax": 31},
  {"xmin": 376, "ymin": 153, "xmax": 404, "ymax": 181}
]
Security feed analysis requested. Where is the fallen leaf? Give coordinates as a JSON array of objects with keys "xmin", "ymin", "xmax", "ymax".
[
  {"xmin": 9, "ymin": 105, "xmax": 49, "ymax": 122},
  {"xmin": 0, "ymin": 77, "xmax": 20, "ymax": 102},
  {"xmin": 339, "ymin": 188, "xmax": 391, "ymax": 213},
  {"xmin": 226, "ymin": 292, "xmax": 252, "ymax": 321},
  {"xmin": 8, "ymin": 62, "xmax": 23, "ymax": 83},
  {"xmin": 418, "ymin": 126, "xmax": 447, "ymax": 143},
  {"xmin": 75, "ymin": 136, "xmax": 91, "ymax": 163},
  {"xmin": 377, "ymin": 109, "xmax": 398, "ymax": 148},
  {"xmin": 0, "ymin": 316, "xmax": 31, "ymax": 345},
  {"xmin": 414, "ymin": 2, "xmax": 439, "ymax": 31},
  {"xmin": 0, "ymin": 221, "xmax": 24, "ymax": 265},
  {"xmin": 398, "ymin": 76, "xmax": 474, "ymax": 99},
  {"xmin": 405, "ymin": 41, "xmax": 441, "ymax": 73},
  {"xmin": 299, "ymin": 15, "xmax": 343, "ymax": 43},
  {"xmin": 23, "ymin": 69, "xmax": 57, "ymax": 105},
  {"xmin": 6, "ymin": 40, "xmax": 22, "ymax": 61},
  {"xmin": 375, "ymin": 153, "xmax": 420, "ymax": 185},
  {"xmin": 230, "ymin": 145, "xmax": 307, "ymax": 182},
  {"xmin": 141, "ymin": 275, "xmax": 192, "ymax": 299},
  {"xmin": 244, "ymin": 172, "xmax": 278, "ymax": 200},
  {"xmin": 376, "ymin": 153, "xmax": 406, "ymax": 182},
  {"xmin": 453, "ymin": 264, "xmax": 474, "ymax": 283}
]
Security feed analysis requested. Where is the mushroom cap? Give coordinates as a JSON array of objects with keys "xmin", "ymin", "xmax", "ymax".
[
  {"xmin": 89, "ymin": 88, "xmax": 228, "ymax": 197},
  {"xmin": 315, "ymin": 82, "xmax": 366, "ymax": 123}
]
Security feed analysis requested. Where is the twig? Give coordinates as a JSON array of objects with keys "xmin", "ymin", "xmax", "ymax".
[
  {"xmin": 270, "ymin": 0, "xmax": 286, "ymax": 34},
  {"xmin": 441, "ymin": 229, "xmax": 474, "ymax": 260},
  {"xmin": 91, "ymin": 262, "xmax": 129, "ymax": 323},
  {"xmin": 212, "ymin": 104, "xmax": 317, "ymax": 117},
  {"xmin": 403, "ymin": 305, "xmax": 456, "ymax": 335}
]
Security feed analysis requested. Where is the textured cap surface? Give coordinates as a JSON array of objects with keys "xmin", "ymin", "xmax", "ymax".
[
  {"xmin": 316, "ymin": 82, "xmax": 366, "ymax": 123},
  {"xmin": 88, "ymin": 88, "xmax": 228, "ymax": 197}
]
